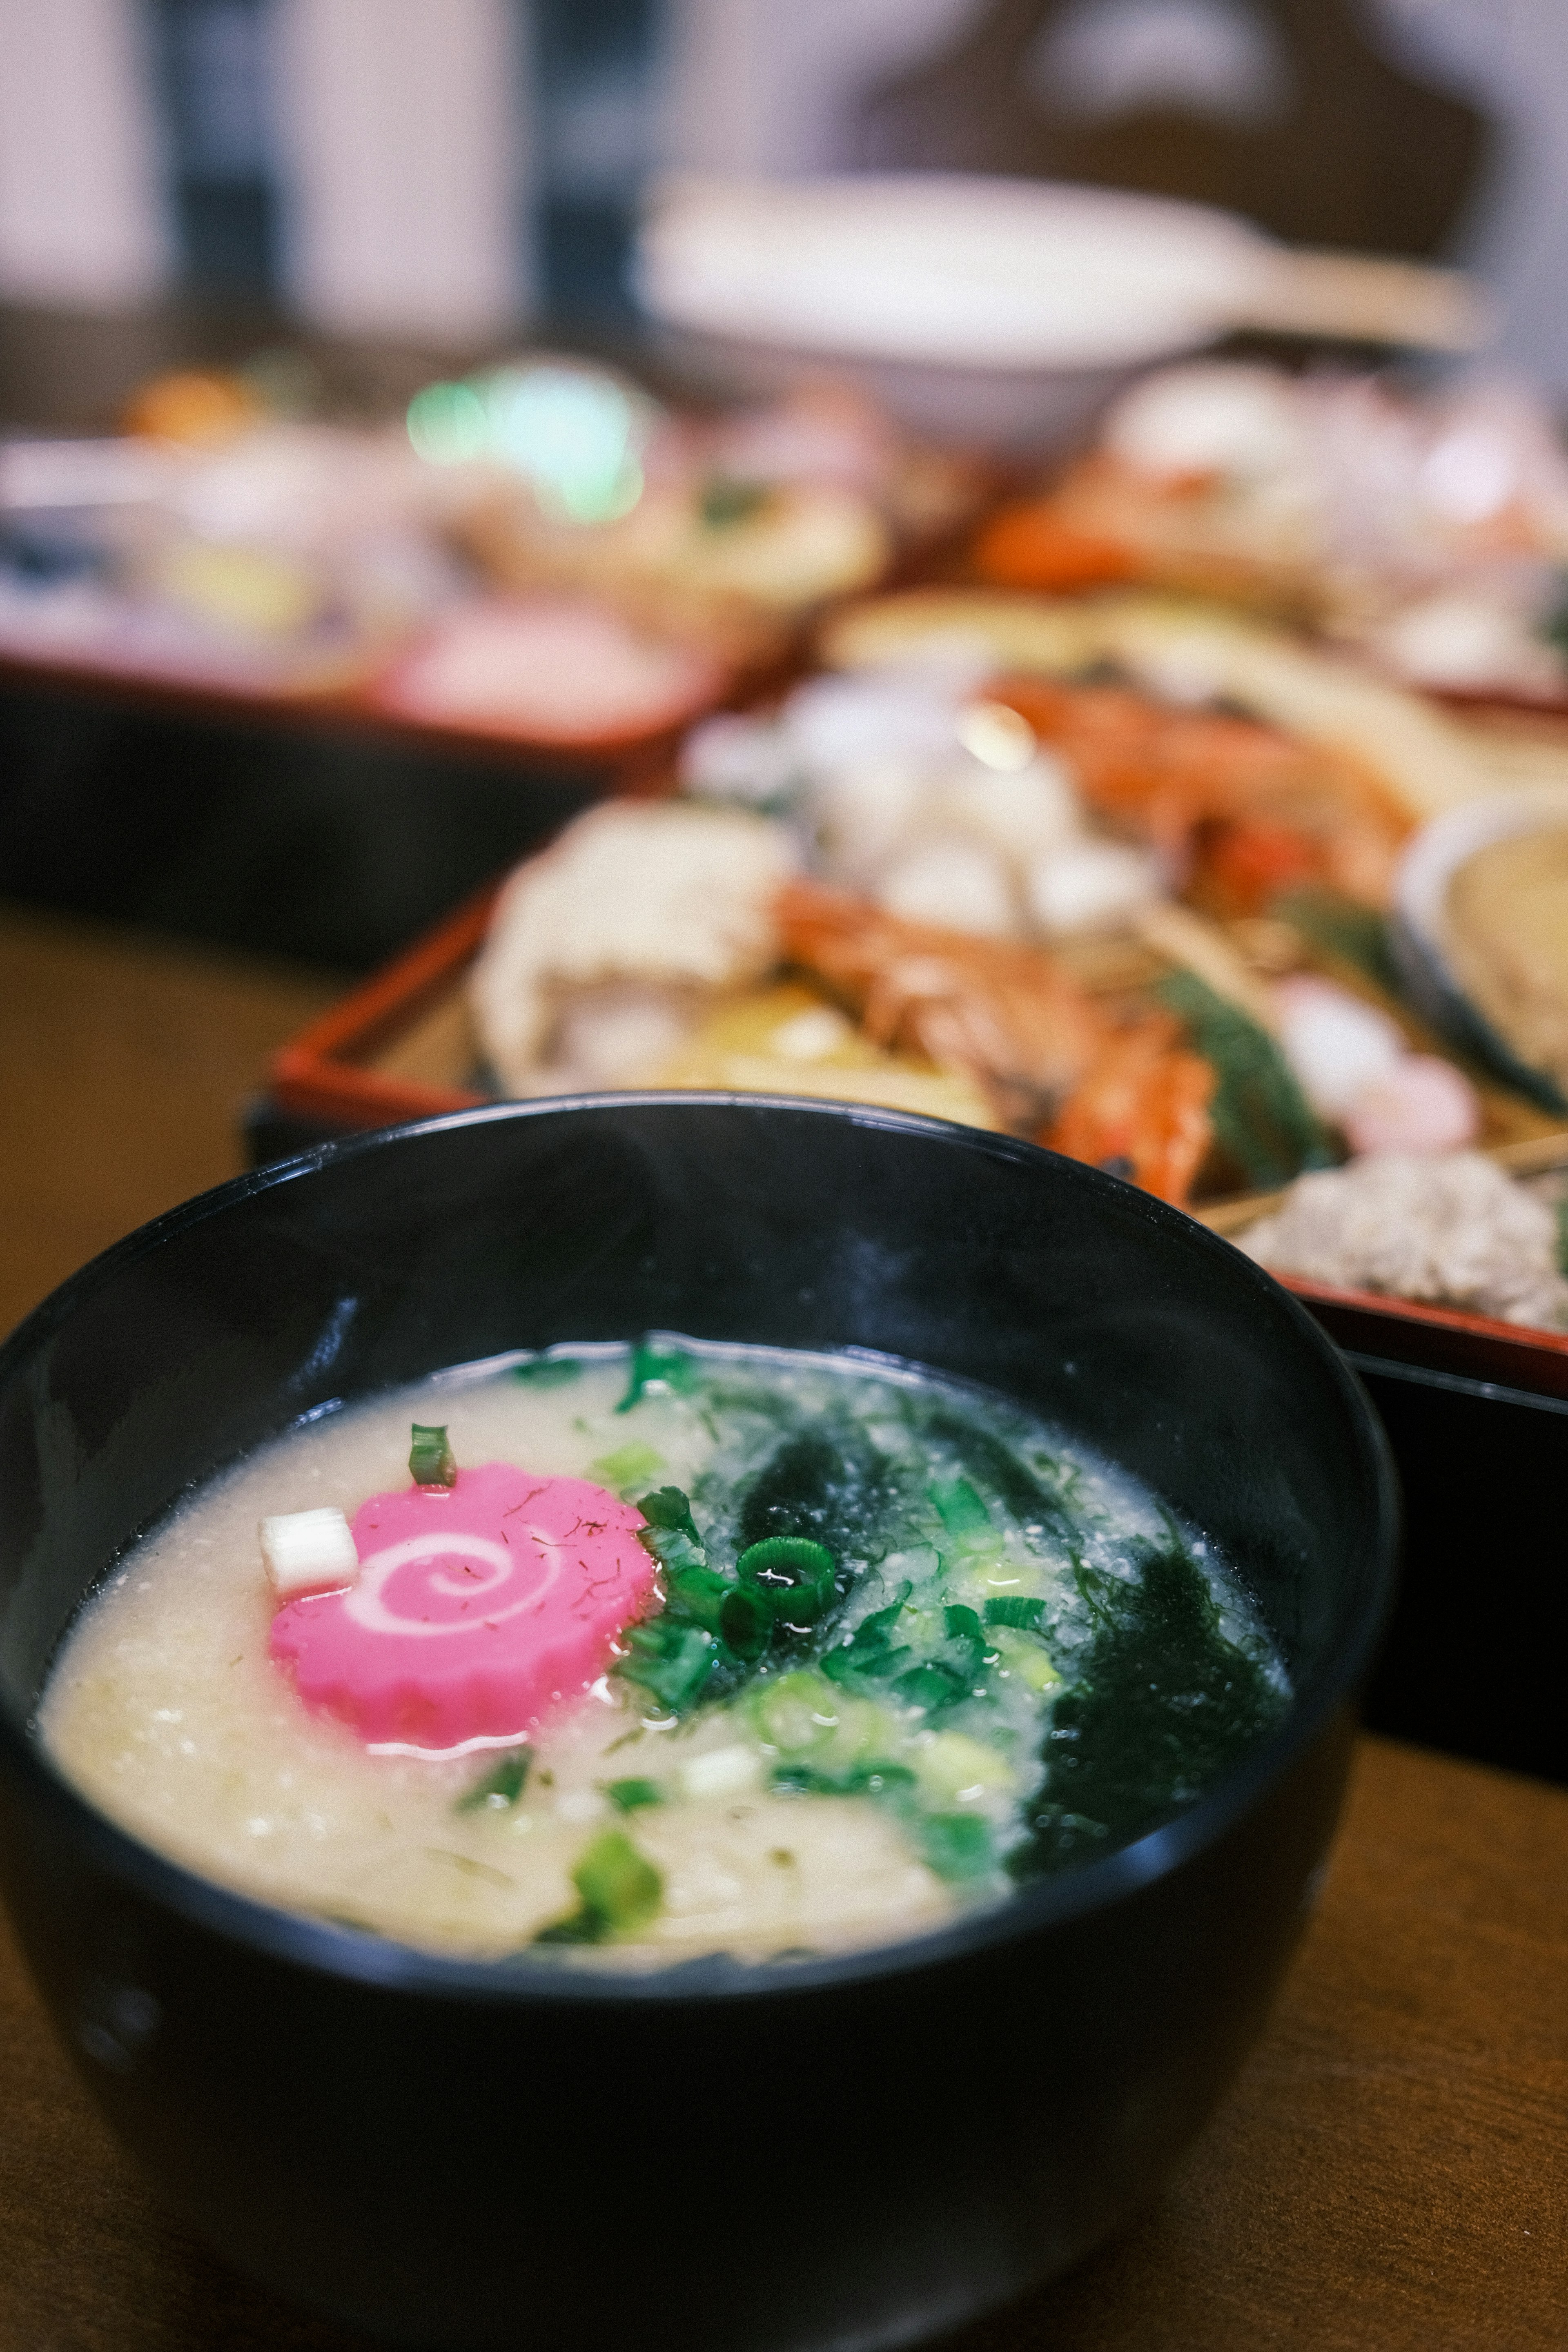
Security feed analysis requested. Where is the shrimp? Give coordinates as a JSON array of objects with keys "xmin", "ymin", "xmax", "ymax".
[
  {"xmin": 991, "ymin": 676, "xmax": 1409, "ymax": 912},
  {"xmin": 1042, "ymin": 1016, "xmax": 1215, "ymax": 1207},
  {"xmin": 778, "ymin": 880, "xmax": 1217, "ymax": 1204}
]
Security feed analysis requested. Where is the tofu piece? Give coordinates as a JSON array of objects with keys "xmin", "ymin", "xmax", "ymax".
[{"xmin": 259, "ymin": 1508, "xmax": 359, "ymax": 1599}]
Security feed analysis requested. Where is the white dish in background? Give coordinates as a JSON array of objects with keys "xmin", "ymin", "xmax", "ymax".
[{"xmin": 635, "ymin": 173, "xmax": 1494, "ymax": 450}]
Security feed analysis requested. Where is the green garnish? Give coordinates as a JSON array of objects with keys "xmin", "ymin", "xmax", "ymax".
[
  {"xmin": 634, "ymin": 1486, "xmax": 708, "ymax": 1576},
  {"xmin": 920, "ymin": 1812, "xmax": 994, "ymax": 1882},
  {"xmin": 455, "ymin": 1748, "xmax": 531, "ymax": 1813},
  {"xmin": 1157, "ymin": 969, "xmax": 1335, "ymax": 1189},
  {"xmin": 736, "ymin": 1536, "xmax": 837, "ymax": 1624},
  {"xmin": 409, "ymin": 1423, "xmax": 457, "ymax": 1487},
  {"xmin": 719, "ymin": 1585, "xmax": 771, "ymax": 1660},
  {"xmin": 929, "ymin": 1477, "xmax": 991, "ymax": 1543},
  {"xmin": 771, "ymin": 1759, "xmax": 918, "ymax": 1800},
  {"xmin": 604, "ymin": 1777, "xmax": 662, "ymax": 1812},
  {"xmin": 892, "ymin": 1660, "xmax": 969, "ymax": 1715},
  {"xmin": 512, "ymin": 1356, "xmax": 582, "ymax": 1388},
  {"xmin": 984, "ymin": 1595, "xmax": 1046, "ymax": 1631},
  {"xmin": 617, "ymin": 1340, "xmax": 702, "ymax": 1414},
  {"xmin": 619, "ymin": 1620, "xmax": 720, "ymax": 1712},
  {"xmin": 699, "ymin": 474, "xmax": 770, "ymax": 528},
  {"xmin": 536, "ymin": 1828, "xmax": 664, "ymax": 1943},
  {"xmin": 591, "ymin": 1440, "xmax": 664, "ymax": 1491},
  {"xmin": 926, "ymin": 1417, "xmax": 1078, "ymax": 1546}
]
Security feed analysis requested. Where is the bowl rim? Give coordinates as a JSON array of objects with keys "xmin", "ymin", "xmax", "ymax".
[{"xmin": 0, "ymin": 1092, "xmax": 1399, "ymax": 2005}]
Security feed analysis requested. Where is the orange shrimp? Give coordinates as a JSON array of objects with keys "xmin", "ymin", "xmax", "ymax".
[
  {"xmin": 1042, "ymin": 1016, "xmax": 1216, "ymax": 1207},
  {"xmin": 991, "ymin": 676, "xmax": 1408, "ymax": 912},
  {"xmin": 778, "ymin": 880, "xmax": 1217, "ymax": 1205}
]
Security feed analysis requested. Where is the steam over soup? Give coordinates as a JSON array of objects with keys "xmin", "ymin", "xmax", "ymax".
[{"xmin": 41, "ymin": 1340, "xmax": 1289, "ymax": 1962}]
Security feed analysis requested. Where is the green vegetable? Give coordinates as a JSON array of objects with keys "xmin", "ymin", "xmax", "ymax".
[
  {"xmin": 633, "ymin": 1486, "xmax": 709, "ymax": 1577},
  {"xmin": 929, "ymin": 1477, "xmax": 991, "ymax": 1544},
  {"xmin": 1269, "ymin": 887, "xmax": 1401, "ymax": 996},
  {"xmin": 719, "ymin": 1586, "xmax": 771, "ymax": 1660},
  {"xmin": 536, "ymin": 1829, "xmax": 663, "ymax": 1943},
  {"xmin": 738, "ymin": 1423, "xmax": 897, "ymax": 1561},
  {"xmin": 454, "ymin": 1747, "xmax": 530, "ymax": 1812},
  {"xmin": 920, "ymin": 1812, "xmax": 994, "ymax": 1881},
  {"xmin": 1017, "ymin": 1538, "xmax": 1288, "ymax": 1880},
  {"xmin": 667, "ymin": 1564, "xmax": 732, "ymax": 1629},
  {"xmin": 617, "ymin": 1340, "xmax": 702, "ymax": 1414},
  {"xmin": 1156, "ymin": 968, "xmax": 1336, "ymax": 1189},
  {"xmin": 604, "ymin": 1777, "xmax": 662, "ymax": 1812},
  {"xmin": 511, "ymin": 1356, "xmax": 582, "ymax": 1388},
  {"xmin": 408, "ymin": 1423, "xmax": 457, "ymax": 1488},
  {"xmin": 591, "ymin": 1441, "xmax": 664, "ymax": 1491},
  {"xmin": 699, "ymin": 474, "xmax": 770, "ymax": 528},
  {"xmin": 892, "ymin": 1660, "xmax": 969, "ymax": 1715},
  {"xmin": 736, "ymin": 1536, "xmax": 837, "ymax": 1623},
  {"xmin": 771, "ymin": 1759, "xmax": 918, "ymax": 1800},
  {"xmin": 1556, "ymin": 1193, "xmax": 1568, "ymax": 1281},
  {"xmin": 984, "ymin": 1595, "xmax": 1046, "ymax": 1631},
  {"xmin": 943, "ymin": 1604, "xmax": 987, "ymax": 1679},
  {"xmin": 619, "ymin": 1621, "xmax": 720, "ymax": 1712},
  {"xmin": 926, "ymin": 1417, "xmax": 1078, "ymax": 1546}
]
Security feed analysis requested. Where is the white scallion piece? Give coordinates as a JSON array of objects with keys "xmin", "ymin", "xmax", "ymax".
[{"xmin": 259, "ymin": 1508, "xmax": 359, "ymax": 1599}]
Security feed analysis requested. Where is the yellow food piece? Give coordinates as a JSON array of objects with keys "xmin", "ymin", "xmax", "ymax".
[
  {"xmin": 153, "ymin": 541, "xmax": 323, "ymax": 639},
  {"xmin": 1446, "ymin": 827, "xmax": 1568, "ymax": 1096},
  {"xmin": 653, "ymin": 981, "xmax": 1000, "ymax": 1129}
]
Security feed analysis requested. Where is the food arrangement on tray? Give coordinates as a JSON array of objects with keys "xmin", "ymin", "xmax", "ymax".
[
  {"xmin": 0, "ymin": 354, "xmax": 984, "ymax": 750},
  {"xmin": 972, "ymin": 361, "xmax": 1568, "ymax": 703},
  {"xmin": 270, "ymin": 577, "xmax": 1568, "ymax": 1381}
]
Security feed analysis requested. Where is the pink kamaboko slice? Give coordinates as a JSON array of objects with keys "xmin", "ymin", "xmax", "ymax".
[{"xmin": 269, "ymin": 1463, "xmax": 657, "ymax": 1754}]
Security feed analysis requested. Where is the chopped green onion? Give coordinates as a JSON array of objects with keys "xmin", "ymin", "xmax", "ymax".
[
  {"xmin": 620, "ymin": 1621, "xmax": 719, "ymax": 1711},
  {"xmin": 511, "ymin": 1356, "xmax": 582, "ymax": 1388},
  {"xmin": 409, "ymin": 1424, "xmax": 457, "ymax": 1488},
  {"xmin": 921, "ymin": 1812, "xmax": 995, "ymax": 1881},
  {"xmin": 572, "ymin": 1829, "xmax": 662, "ymax": 1928},
  {"xmin": 666, "ymin": 1564, "xmax": 732, "ymax": 1630},
  {"xmin": 454, "ymin": 1747, "xmax": 531, "ymax": 1812},
  {"xmin": 590, "ymin": 1440, "xmax": 664, "ymax": 1492},
  {"xmin": 604, "ymin": 1777, "xmax": 662, "ymax": 1812},
  {"xmin": 634, "ymin": 1486, "xmax": 708, "ymax": 1576},
  {"xmin": 929, "ymin": 1477, "xmax": 991, "ymax": 1544},
  {"xmin": 536, "ymin": 1827, "xmax": 663, "ymax": 1942},
  {"xmin": 719, "ymin": 1586, "xmax": 771, "ymax": 1660},
  {"xmin": 616, "ymin": 1340, "xmax": 702, "ymax": 1414},
  {"xmin": 736, "ymin": 1536, "xmax": 837, "ymax": 1623},
  {"xmin": 893, "ymin": 1660, "xmax": 969, "ymax": 1715},
  {"xmin": 984, "ymin": 1595, "xmax": 1046, "ymax": 1631}
]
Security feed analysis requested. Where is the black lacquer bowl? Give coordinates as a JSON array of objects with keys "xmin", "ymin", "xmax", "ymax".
[{"xmin": 0, "ymin": 1098, "xmax": 1396, "ymax": 2352}]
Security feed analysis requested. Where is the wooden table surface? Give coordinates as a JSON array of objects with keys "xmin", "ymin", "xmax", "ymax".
[{"xmin": 2, "ymin": 905, "xmax": 1566, "ymax": 2351}]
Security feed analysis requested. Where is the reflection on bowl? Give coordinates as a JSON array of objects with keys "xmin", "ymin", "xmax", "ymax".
[{"xmin": 0, "ymin": 1098, "xmax": 1395, "ymax": 2352}]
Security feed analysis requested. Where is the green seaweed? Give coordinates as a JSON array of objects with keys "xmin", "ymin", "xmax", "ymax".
[
  {"xmin": 737, "ymin": 1421, "xmax": 899, "ymax": 1564},
  {"xmin": 1016, "ymin": 1539, "xmax": 1287, "ymax": 1878}
]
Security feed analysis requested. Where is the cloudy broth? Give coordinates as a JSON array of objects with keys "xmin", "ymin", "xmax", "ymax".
[{"xmin": 41, "ymin": 1339, "xmax": 1289, "ymax": 1964}]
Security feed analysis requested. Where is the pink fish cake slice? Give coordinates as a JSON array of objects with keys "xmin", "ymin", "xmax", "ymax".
[{"xmin": 269, "ymin": 1463, "xmax": 657, "ymax": 1754}]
